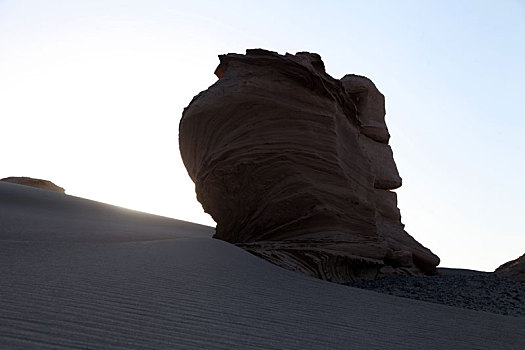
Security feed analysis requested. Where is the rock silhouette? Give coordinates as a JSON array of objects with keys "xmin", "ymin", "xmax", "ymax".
[
  {"xmin": 496, "ymin": 254, "xmax": 525, "ymax": 283},
  {"xmin": 1, "ymin": 176, "xmax": 65, "ymax": 194},
  {"xmin": 179, "ymin": 49, "xmax": 439, "ymax": 282}
]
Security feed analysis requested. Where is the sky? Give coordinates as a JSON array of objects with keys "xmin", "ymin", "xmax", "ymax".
[{"xmin": 1, "ymin": 0, "xmax": 524, "ymax": 271}]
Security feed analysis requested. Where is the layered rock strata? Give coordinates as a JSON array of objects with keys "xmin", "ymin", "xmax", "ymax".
[
  {"xmin": 495, "ymin": 254, "xmax": 525, "ymax": 283},
  {"xmin": 179, "ymin": 49, "xmax": 439, "ymax": 282},
  {"xmin": 1, "ymin": 176, "xmax": 65, "ymax": 194}
]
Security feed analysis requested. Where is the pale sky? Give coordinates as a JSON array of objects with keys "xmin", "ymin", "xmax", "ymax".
[{"xmin": 1, "ymin": 0, "xmax": 524, "ymax": 271}]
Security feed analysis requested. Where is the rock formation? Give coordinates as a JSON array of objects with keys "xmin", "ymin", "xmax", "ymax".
[
  {"xmin": 495, "ymin": 254, "xmax": 525, "ymax": 283},
  {"xmin": 1, "ymin": 177, "xmax": 65, "ymax": 194},
  {"xmin": 179, "ymin": 49, "xmax": 439, "ymax": 282}
]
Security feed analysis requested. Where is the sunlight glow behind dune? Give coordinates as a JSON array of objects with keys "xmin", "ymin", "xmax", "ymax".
[{"xmin": 1, "ymin": 0, "xmax": 524, "ymax": 271}]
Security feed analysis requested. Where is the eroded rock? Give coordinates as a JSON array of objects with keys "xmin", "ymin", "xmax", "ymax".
[
  {"xmin": 179, "ymin": 49, "xmax": 439, "ymax": 282},
  {"xmin": 495, "ymin": 254, "xmax": 525, "ymax": 283},
  {"xmin": 1, "ymin": 177, "xmax": 65, "ymax": 194},
  {"xmin": 341, "ymin": 74, "xmax": 390, "ymax": 144}
]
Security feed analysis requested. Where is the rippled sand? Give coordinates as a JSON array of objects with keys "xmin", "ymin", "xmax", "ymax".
[{"xmin": 1, "ymin": 182, "xmax": 524, "ymax": 349}]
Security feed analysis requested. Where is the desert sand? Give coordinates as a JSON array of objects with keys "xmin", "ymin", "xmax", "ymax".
[{"xmin": 1, "ymin": 181, "xmax": 524, "ymax": 349}]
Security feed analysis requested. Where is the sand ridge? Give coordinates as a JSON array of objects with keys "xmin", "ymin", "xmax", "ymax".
[{"xmin": 1, "ymin": 182, "xmax": 524, "ymax": 349}]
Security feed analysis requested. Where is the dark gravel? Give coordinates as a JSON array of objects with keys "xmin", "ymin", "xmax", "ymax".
[{"xmin": 346, "ymin": 268, "xmax": 525, "ymax": 318}]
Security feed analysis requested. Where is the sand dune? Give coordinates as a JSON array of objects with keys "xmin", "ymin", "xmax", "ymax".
[
  {"xmin": 0, "ymin": 182, "xmax": 212, "ymax": 242},
  {"xmin": 1, "ymin": 181, "xmax": 524, "ymax": 349}
]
